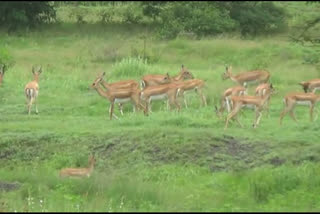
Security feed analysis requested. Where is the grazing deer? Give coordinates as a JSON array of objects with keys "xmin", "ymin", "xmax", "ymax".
[
  {"xmin": 141, "ymin": 65, "xmax": 193, "ymax": 89},
  {"xmin": 215, "ymin": 85, "xmax": 247, "ymax": 117},
  {"xmin": 24, "ymin": 65, "xmax": 42, "ymax": 115},
  {"xmin": 59, "ymin": 155, "xmax": 96, "ymax": 178},
  {"xmin": 299, "ymin": 79, "xmax": 320, "ymax": 93},
  {"xmin": 175, "ymin": 79, "xmax": 207, "ymax": 108},
  {"xmin": 255, "ymin": 83, "xmax": 275, "ymax": 117},
  {"xmin": 222, "ymin": 66, "xmax": 270, "ymax": 87},
  {"xmin": 140, "ymin": 83, "xmax": 181, "ymax": 114},
  {"xmin": 279, "ymin": 92, "xmax": 320, "ymax": 125},
  {"xmin": 91, "ymin": 76, "xmax": 145, "ymax": 120},
  {"xmin": 0, "ymin": 64, "xmax": 6, "ymax": 86},
  {"xmin": 94, "ymin": 72, "xmax": 140, "ymax": 115},
  {"xmin": 224, "ymin": 83, "xmax": 274, "ymax": 130}
]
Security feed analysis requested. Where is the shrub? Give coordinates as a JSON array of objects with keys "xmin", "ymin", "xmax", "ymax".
[
  {"xmin": 112, "ymin": 57, "xmax": 149, "ymax": 78},
  {"xmin": 0, "ymin": 46, "xmax": 15, "ymax": 68},
  {"xmin": 0, "ymin": 2, "xmax": 56, "ymax": 32},
  {"xmin": 157, "ymin": 2, "xmax": 236, "ymax": 39}
]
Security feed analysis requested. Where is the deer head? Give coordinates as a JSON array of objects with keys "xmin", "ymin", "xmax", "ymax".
[
  {"xmin": 222, "ymin": 66, "xmax": 232, "ymax": 80},
  {"xmin": 180, "ymin": 64, "xmax": 194, "ymax": 79}
]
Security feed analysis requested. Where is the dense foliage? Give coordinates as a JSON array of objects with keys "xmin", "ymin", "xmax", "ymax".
[{"xmin": 0, "ymin": 1, "xmax": 56, "ymax": 32}]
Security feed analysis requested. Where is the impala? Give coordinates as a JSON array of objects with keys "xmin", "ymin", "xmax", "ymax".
[
  {"xmin": 0, "ymin": 64, "xmax": 6, "ymax": 86},
  {"xmin": 25, "ymin": 65, "xmax": 42, "ymax": 115},
  {"xmin": 215, "ymin": 85, "xmax": 247, "ymax": 117},
  {"xmin": 91, "ymin": 76, "xmax": 145, "ymax": 120},
  {"xmin": 175, "ymin": 78, "xmax": 207, "ymax": 108},
  {"xmin": 140, "ymin": 83, "xmax": 181, "ymax": 114},
  {"xmin": 94, "ymin": 72, "xmax": 140, "ymax": 115},
  {"xmin": 299, "ymin": 79, "xmax": 320, "ymax": 93},
  {"xmin": 255, "ymin": 83, "xmax": 274, "ymax": 116},
  {"xmin": 222, "ymin": 66, "xmax": 270, "ymax": 87},
  {"xmin": 141, "ymin": 65, "xmax": 193, "ymax": 89},
  {"xmin": 59, "ymin": 155, "xmax": 96, "ymax": 178},
  {"xmin": 279, "ymin": 92, "xmax": 320, "ymax": 125},
  {"xmin": 224, "ymin": 83, "xmax": 274, "ymax": 130}
]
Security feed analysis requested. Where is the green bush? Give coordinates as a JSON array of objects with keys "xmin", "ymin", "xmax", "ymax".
[
  {"xmin": 157, "ymin": 2, "xmax": 236, "ymax": 39},
  {"xmin": 112, "ymin": 57, "xmax": 149, "ymax": 78},
  {"xmin": 226, "ymin": 2, "xmax": 287, "ymax": 36},
  {"xmin": 0, "ymin": 46, "xmax": 14, "ymax": 68},
  {"xmin": 0, "ymin": 2, "xmax": 56, "ymax": 32}
]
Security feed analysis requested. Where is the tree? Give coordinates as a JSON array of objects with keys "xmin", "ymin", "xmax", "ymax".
[{"xmin": 0, "ymin": 1, "xmax": 56, "ymax": 32}]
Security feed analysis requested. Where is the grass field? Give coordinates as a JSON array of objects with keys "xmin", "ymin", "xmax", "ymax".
[{"xmin": 1, "ymin": 2, "xmax": 320, "ymax": 212}]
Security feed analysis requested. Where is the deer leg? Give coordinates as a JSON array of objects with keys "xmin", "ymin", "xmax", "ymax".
[
  {"xmin": 289, "ymin": 110, "xmax": 298, "ymax": 123},
  {"xmin": 118, "ymin": 103, "xmax": 124, "ymax": 116},
  {"xmin": 180, "ymin": 90, "xmax": 188, "ymax": 109},
  {"xmin": 310, "ymin": 104, "xmax": 315, "ymax": 122},
  {"xmin": 225, "ymin": 105, "xmax": 241, "ymax": 130},
  {"xmin": 35, "ymin": 97, "xmax": 39, "ymax": 114},
  {"xmin": 226, "ymin": 98, "xmax": 230, "ymax": 113},
  {"xmin": 234, "ymin": 113, "xmax": 243, "ymax": 128},
  {"xmin": 279, "ymin": 107, "xmax": 290, "ymax": 125},
  {"xmin": 198, "ymin": 88, "xmax": 207, "ymax": 107},
  {"xmin": 109, "ymin": 102, "xmax": 115, "ymax": 120},
  {"xmin": 148, "ymin": 98, "xmax": 153, "ymax": 113},
  {"xmin": 314, "ymin": 108, "xmax": 319, "ymax": 121},
  {"xmin": 28, "ymin": 97, "xmax": 33, "ymax": 115},
  {"xmin": 173, "ymin": 94, "xmax": 181, "ymax": 112},
  {"xmin": 253, "ymin": 110, "xmax": 262, "ymax": 128}
]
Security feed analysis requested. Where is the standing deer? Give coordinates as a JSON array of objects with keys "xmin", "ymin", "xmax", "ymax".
[
  {"xmin": 255, "ymin": 83, "xmax": 274, "ymax": 117},
  {"xmin": 175, "ymin": 79, "xmax": 207, "ymax": 108},
  {"xmin": 222, "ymin": 66, "xmax": 270, "ymax": 87},
  {"xmin": 215, "ymin": 85, "xmax": 247, "ymax": 118},
  {"xmin": 25, "ymin": 65, "xmax": 42, "ymax": 115},
  {"xmin": 59, "ymin": 155, "xmax": 96, "ymax": 178},
  {"xmin": 299, "ymin": 79, "xmax": 320, "ymax": 93},
  {"xmin": 91, "ymin": 76, "xmax": 146, "ymax": 120},
  {"xmin": 224, "ymin": 83, "xmax": 274, "ymax": 130},
  {"xmin": 279, "ymin": 92, "xmax": 320, "ymax": 125},
  {"xmin": 94, "ymin": 72, "xmax": 140, "ymax": 115},
  {"xmin": 140, "ymin": 65, "xmax": 193, "ymax": 89}
]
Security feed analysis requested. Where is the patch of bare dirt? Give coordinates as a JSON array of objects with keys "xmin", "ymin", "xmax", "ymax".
[{"xmin": 0, "ymin": 181, "xmax": 20, "ymax": 192}]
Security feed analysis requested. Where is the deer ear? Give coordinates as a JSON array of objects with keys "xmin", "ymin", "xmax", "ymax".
[
  {"xmin": 39, "ymin": 66, "xmax": 43, "ymax": 73},
  {"xmin": 181, "ymin": 64, "xmax": 184, "ymax": 68},
  {"xmin": 102, "ymin": 72, "xmax": 106, "ymax": 76}
]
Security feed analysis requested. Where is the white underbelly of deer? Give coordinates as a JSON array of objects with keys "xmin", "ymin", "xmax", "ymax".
[
  {"xmin": 150, "ymin": 93, "xmax": 168, "ymax": 101},
  {"xmin": 243, "ymin": 104, "xmax": 256, "ymax": 109},
  {"xmin": 114, "ymin": 98, "xmax": 131, "ymax": 104},
  {"xmin": 297, "ymin": 101, "xmax": 311, "ymax": 106}
]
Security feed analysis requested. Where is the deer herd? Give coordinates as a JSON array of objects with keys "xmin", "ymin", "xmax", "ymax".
[
  {"xmin": 0, "ymin": 64, "xmax": 320, "ymax": 130},
  {"xmin": 1, "ymin": 63, "xmax": 320, "ymax": 178}
]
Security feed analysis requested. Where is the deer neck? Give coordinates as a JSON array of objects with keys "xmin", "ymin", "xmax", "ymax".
[
  {"xmin": 228, "ymin": 72, "xmax": 238, "ymax": 83},
  {"xmin": 100, "ymin": 79, "xmax": 112, "ymax": 90},
  {"xmin": 94, "ymin": 84, "xmax": 110, "ymax": 100},
  {"xmin": 34, "ymin": 75, "xmax": 39, "ymax": 83},
  {"xmin": 173, "ymin": 72, "xmax": 184, "ymax": 82}
]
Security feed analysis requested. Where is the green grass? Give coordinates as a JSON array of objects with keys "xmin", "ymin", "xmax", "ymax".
[{"xmin": 1, "ymin": 2, "xmax": 320, "ymax": 212}]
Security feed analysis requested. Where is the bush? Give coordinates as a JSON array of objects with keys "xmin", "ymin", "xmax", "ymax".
[
  {"xmin": 0, "ymin": 2, "xmax": 56, "ymax": 32},
  {"xmin": 112, "ymin": 57, "xmax": 149, "ymax": 78},
  {"xmin": 226, "ymin": 2, "xmax": 287, "ymax": 36},
  {"xmin": 0, "ymin": 46, "xmax": 15, "ymax": 68},
  {"xmin": 157, "ymin": 2, "xmax": 236, "ymax": 39}
]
